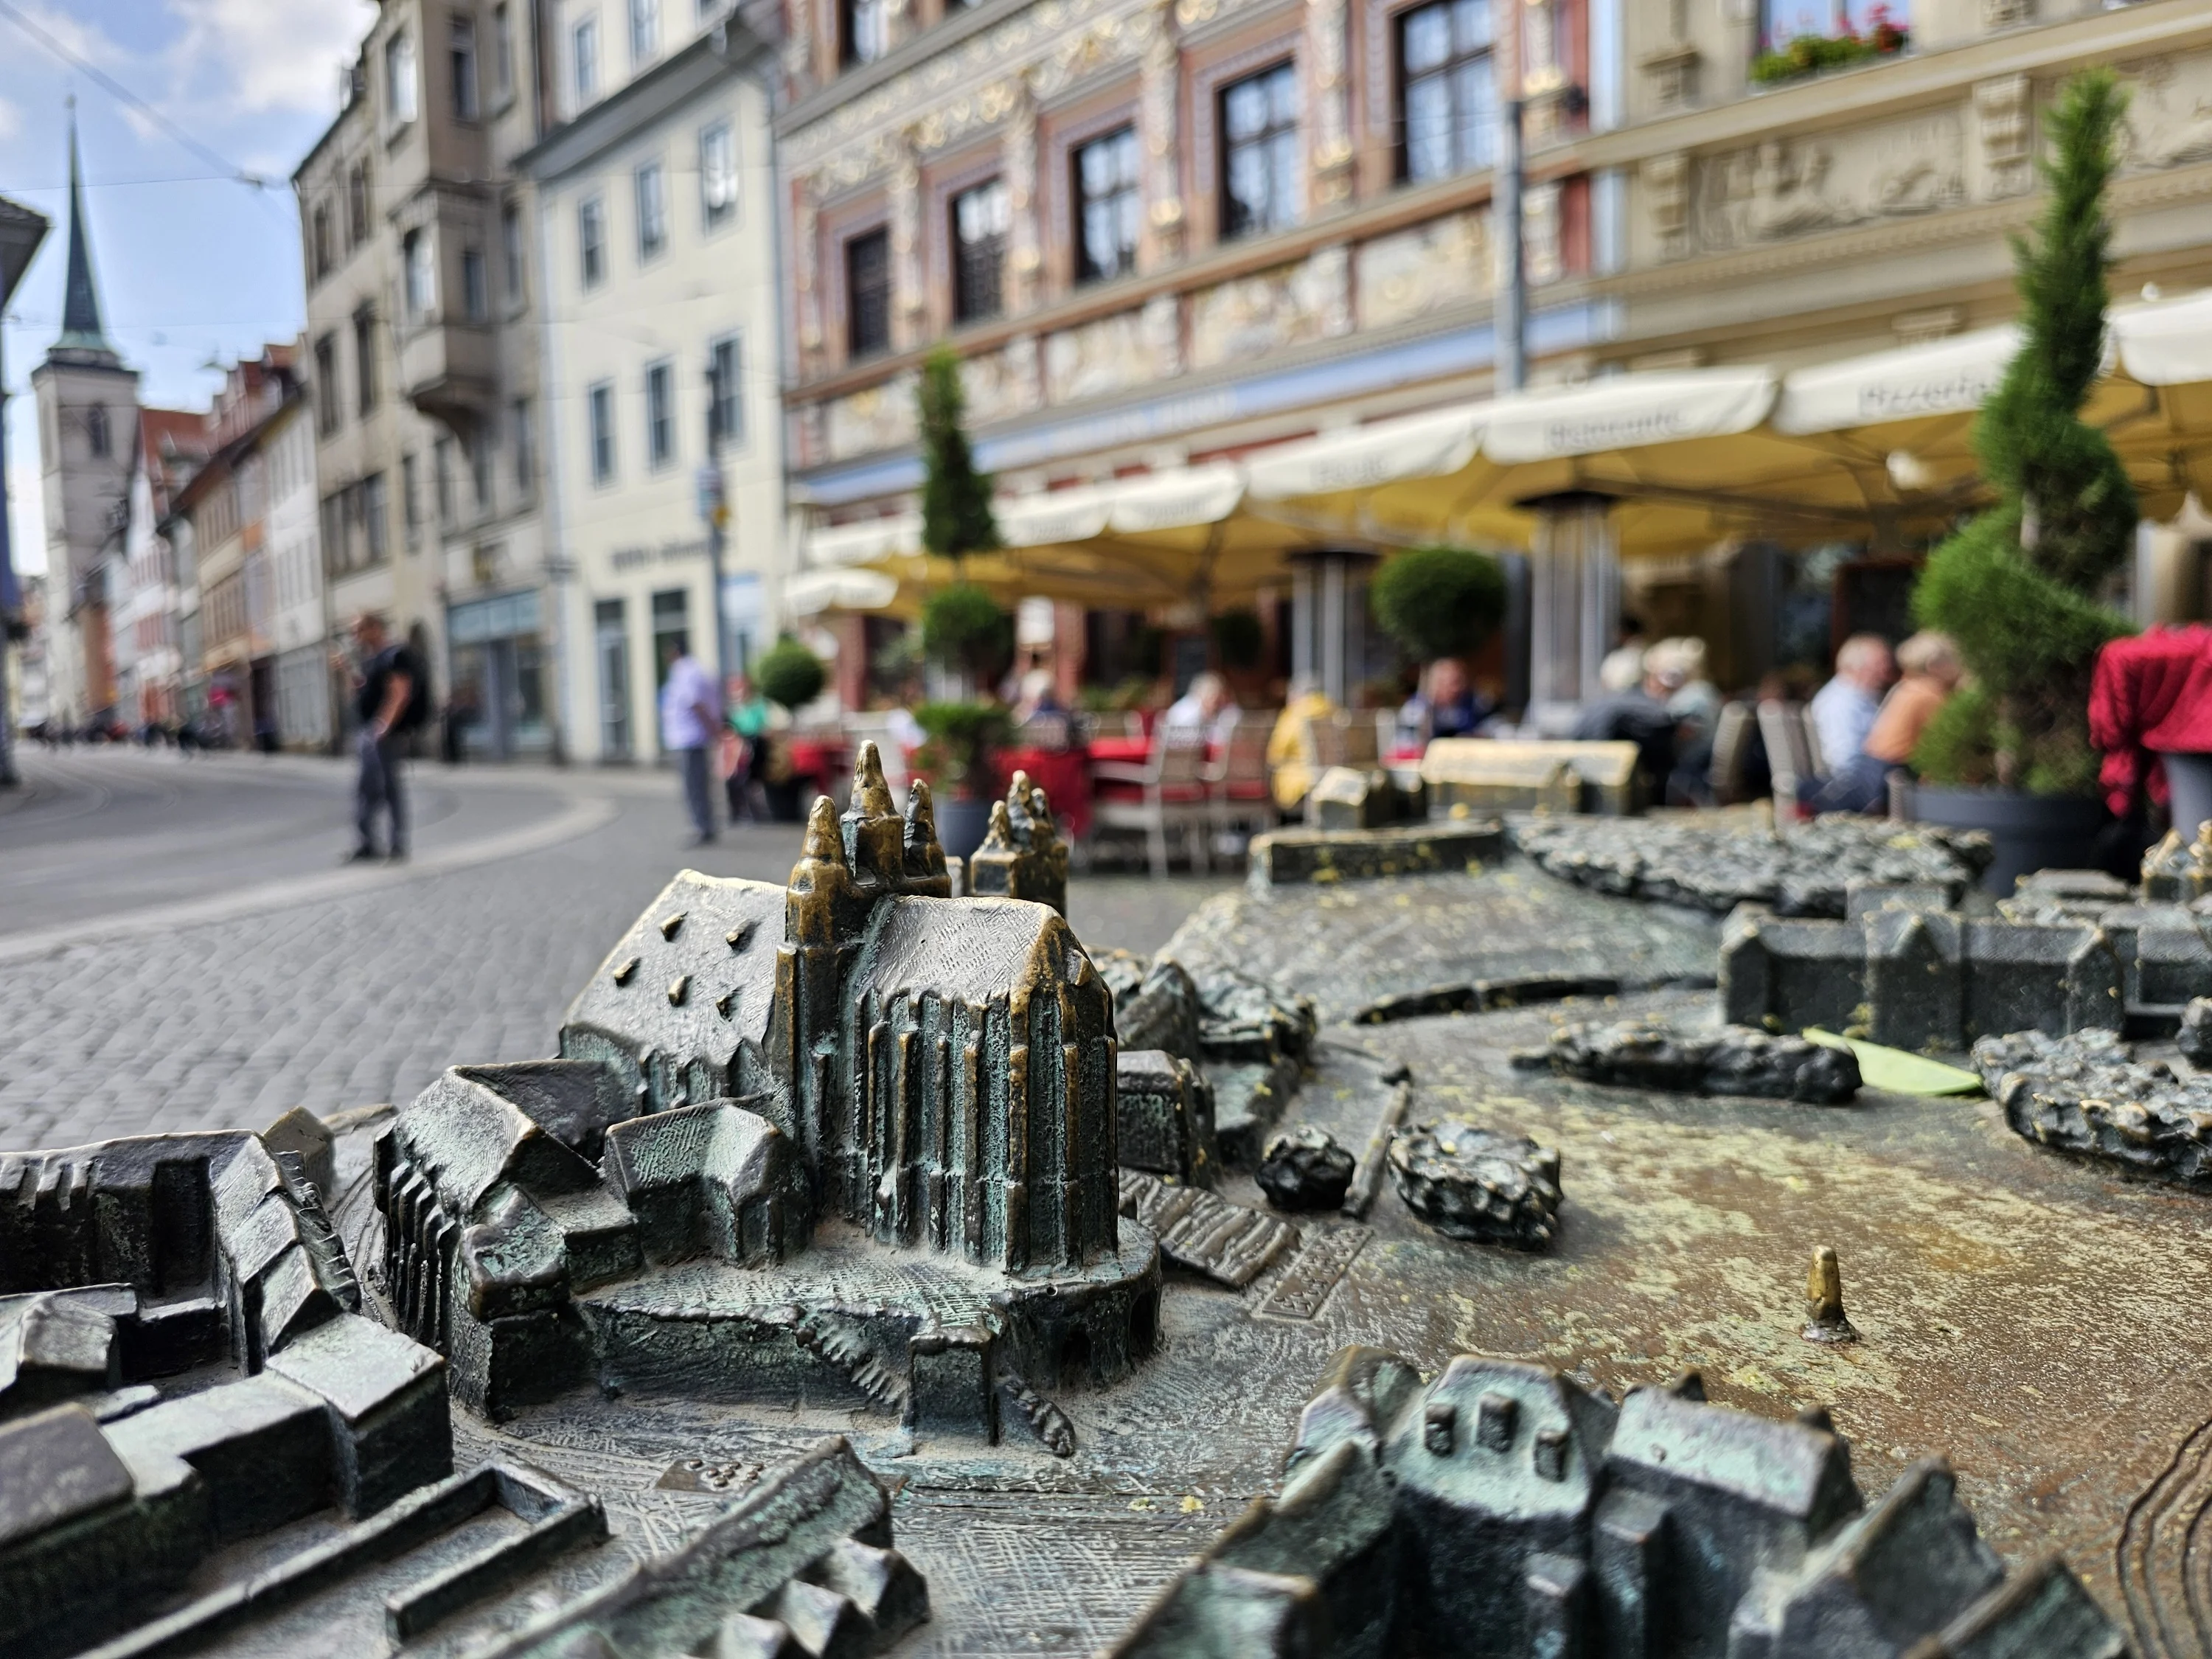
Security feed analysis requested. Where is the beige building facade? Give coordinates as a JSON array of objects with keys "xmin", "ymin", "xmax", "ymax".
[
  {"xmin": 296, "ymin": 0, "xmax": 557, "ymax": 757},
  {"xmin": 774, "ymin": 0, "xmax": 2212, "ymax": 697},
  {"xmin": 526, "ymin": 3, "xmax": 787, "ymax": 765}
]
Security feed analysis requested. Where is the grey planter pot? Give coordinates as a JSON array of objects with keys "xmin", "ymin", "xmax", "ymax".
[
  {"xmin": 1905, "ymin": 784, "xmax": 2105, "ymax": 895},
  {"xmin": 936, "ymin": 796, "xmax": 995, "ymax": 866}
]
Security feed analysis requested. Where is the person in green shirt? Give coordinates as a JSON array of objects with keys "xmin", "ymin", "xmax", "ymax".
[{"xmin": 723, "ymin": 675, "xmax": 772, "ymax": 822}]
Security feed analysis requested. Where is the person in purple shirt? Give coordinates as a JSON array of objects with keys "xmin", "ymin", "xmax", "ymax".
[{"xmin": 660, "ymin": 647, "xmax": 722, "ymax": 846}]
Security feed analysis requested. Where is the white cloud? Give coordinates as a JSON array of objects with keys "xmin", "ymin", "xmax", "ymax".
[{"xmin": 166, "ymin": 0, "xmax": 376, "ymax": 118}]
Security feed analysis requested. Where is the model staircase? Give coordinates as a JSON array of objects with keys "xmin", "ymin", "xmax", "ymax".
[
  {"xmin": 701, "ymin": 1537, "xmax": 930, "ymax": 1658},
  {"xmin": 793, "ymin": 1310, "xmax": 910, "ymax": 1415}
]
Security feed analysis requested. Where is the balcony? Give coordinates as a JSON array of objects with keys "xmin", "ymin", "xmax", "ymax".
[{"xmin": 398, "ymin": 313, "xmax": 497, "ymax": 429}]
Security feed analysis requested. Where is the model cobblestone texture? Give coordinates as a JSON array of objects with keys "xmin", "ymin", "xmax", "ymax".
[{"xmin": 0, "ymin": 767, "xmax": 2189, "ymax": 1654}]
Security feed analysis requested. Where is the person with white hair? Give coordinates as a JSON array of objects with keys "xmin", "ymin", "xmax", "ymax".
[
  {"xmin": 1650, "ymin": 637, "xmax": 1722, "ymax": 740},
  {"xmin": 1807, "ymin": 631, "xmax": 1963, "ymax": 815},
  {"xmin": 1809, "ymin": 633, "xmax": 1895, "ymax": 772},
  {"xmin": 1163, "ymin": 670, "xmax": 1239, "ymax": 745}
]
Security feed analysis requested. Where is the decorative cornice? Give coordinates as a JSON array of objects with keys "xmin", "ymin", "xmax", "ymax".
[{"xmin": 1600, "ymin": 155, "xmax": 2212, "ymax": 299}]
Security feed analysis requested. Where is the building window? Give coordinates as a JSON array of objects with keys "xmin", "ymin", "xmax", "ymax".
[
  {"xmin": 840, "ymin": 0, "xmax": 885, "ymax": 67},
  {"xmin": 707, "ymin": 333, "xmax": 741, "ymax": 449},
  {"xmin": 347, "ymin": 161, "xmax": 372, "ymax": 246},
  {"xmin": 471, "ymin": 428, "xmax": 493, "ymax": 510},
  {"xmin": 386, "ymin": 29, "xmax": 419, "ymax": 126},
  {"xmin": 951, "ymin": 178, "xmax": 1009, "ymax": 324},
  {"xmin": 630, "ymin": 0, "xmax": 658, "ymax": 64},
  {"xmin": 434, "ymin": 437, "xmax": 456, "ymax": 527},
  {"xmin": 364, "ymin": 472, "xmax": 390, "ymax": 562},
  {"xmin": 86, "ymin": 405, "xmax": 110, "ymax": 459},
  {"xmin": 700, "ymin": 122, "xmax": 737, "ymax": 229},
  {"xmin": 1759, "ymin": 0, "xmax": 1907, "ymax": 47},
  {"xmin": 596, "ymin": 598, "xmax": 631, "ymax": 759},
  {"xmin": 451, "ymin": 16, "xmax": 479, "ymax": 119},
  {"xmin": 573, "ymin": 16, "xmax": 599, "ymax": 105},
  {"xmin": 845, "ymin": 227, "xmax": 891, "ymax": 358},
  {"xmin": 512, "ymin": 397, "xmax": 536, "ymax": 492},
  {"xmin": 645, "ymin": 361, "xmax": 675, "ymax": 469},
  {"xmin": 403, "ymin": 451, "xmax": 422, "ymax": 542},
  {"xmin": 1399, "ymin": 0, "xmax": 1495, "ymax": 183},
  {"xmin": 311, "ymin": 202, "xmax": 334, "ymax": 282},
  {"xmin": 588, "ymin": 381, "xmax": 616, "ymax": 483},
  {"xmin": 579, "ymin": 195, "xmax": 606, "ymax": 287},
  {"xmin": 636, "ymin": 161, "xmax": 668, "ymax": 260},
  {"xmin": 403, "ymin": 229, "xmax": 435, "ymax": 316},
  {"xmin": 1074, "ymin": 126, "xmax": 1140, "ymax": 283},
  {"xmin": 501, "ymin": 203, "xmax": 524, "ymax": 305},
  {"xmin": 314, "ymin": 334, "xmax": 341, "ymax": 434},
  {"xmin": 353, "ymin": 309, "xmax": 378, "ymax": 413},
  {"xmin": 493, "ymin": 2, "xmax": 514, "ymax": 98},
  {"xmin": 1220, "ymin": 62, "xmax": 1300, "ymax": 240},
  {"xmin": 462, "ymin": 247, "xmax": 489, "ymax": 319}
]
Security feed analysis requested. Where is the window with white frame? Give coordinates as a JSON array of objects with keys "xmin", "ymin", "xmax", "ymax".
[
  {"xmin": 403, "ymin": 228, "xmax": 435, "ymax": 316},
  {"xmin": 1220, "ymin": 63, "xmax": 1301, "ymax": 240},
  {"xmin": 462, "ymin": 247, "xmax": 488, "ymax": 319},
  {"xmin": 588, "ymin": 382, "xmax": 616, "ymax": 483},
  {"xmin": 579, "ymin": 195, "xmax": 606, "ymax": 287},
  {"xmin": 700, "ymin": 122, "xmax": 737, "ymax": 229},
  {"xmin": 451, "ymin": 16, "xmax": 479, "ymax": 119},
  {"xmin": 951, "ymin": 178, "xmax": 1009, "ymax": 324},
  {"xmin": 1759, "ymin": 0, "xmax": 1907, "ymax": 44},
  {"xmin": 645, "ymin": 361, "xmax": 675, "ymax": 468},
  {"xmin": 630, "ymin": 0, "xmax": 659, "ymax": 64},
  {"xmin": 573, "ymin": 15, "xmax": 599, "ymax": 106},
  {"xmin": 386, "ymin": 29, "xmax": 419, "ymax": 126},
  {"xmin": 707, "ymin": 334, "xmax": 741, "ymax": 449},
  {"xmin": 1399, "ymin": 0, "xmax": 1495, "ymax": 184},
  {"xmin": 1073, "ymin": 126, "xmax": 1140, "ymax": 283},
  {"xmin": 493, "ymin": 2, "xmax": 514, "ymax": 98},
  {"xmin": 501, "ymin": 202, "xmax": 524, "ymax": 305},
  {"xmin": 512, "ymin": 397, "xmax": 536, "ymax": 492},
  {"xmin": 636, "ymin": 160, "xmax": 667, "ymax": 260}
]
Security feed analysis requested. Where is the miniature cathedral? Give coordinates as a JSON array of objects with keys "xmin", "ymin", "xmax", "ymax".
[
  {"xmin": 375, "ymin": 743, "xmax": 1152, "ymax": 1426},
  {"xmin": 768, "ymin": 747, "xmax": 1118, "ymax": 1272}
]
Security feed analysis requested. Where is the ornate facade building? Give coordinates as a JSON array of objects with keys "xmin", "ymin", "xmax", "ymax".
[{"xmin": 773, "ymin": 0, "xmax": 2212, "ymax": 693}]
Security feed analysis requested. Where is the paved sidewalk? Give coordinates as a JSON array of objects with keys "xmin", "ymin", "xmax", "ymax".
[{"xmin": 0, "ymin": 750, "xmax": 1232, "ymax": 1152}]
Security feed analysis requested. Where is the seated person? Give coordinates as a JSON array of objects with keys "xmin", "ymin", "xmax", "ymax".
[
  {"xmin": 1807, "ymin": 631, "xmax": 1962, "ymax": 815},
  {"xmin": 1163, "ymin": 671, "xmax": 1239, "ymax": 747},
  {"xmin": 1397, "ymin": 658, "xmax": 1492, "ymax": 748},
  {"xmin": 1808, "ymin": 633, "xmax": 1896, "ymax": 775},
  {"xmin": 1572, "ymin": 657, "xmax": 1685, "ymax": 801},
  {"xmin": 1012, "ymin": 668, "xmax": 1071, "ymax": 750},
  {"xmin": 1268, "ymin": 676, "xmax": 1336, "ymax": 813}
]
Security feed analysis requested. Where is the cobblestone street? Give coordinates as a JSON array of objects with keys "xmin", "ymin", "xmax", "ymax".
[{"xmin": 0, "ymin": 748, "xmax": 1231, "ymax": 1152}]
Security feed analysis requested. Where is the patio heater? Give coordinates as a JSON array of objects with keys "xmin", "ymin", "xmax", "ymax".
[{"xmin": 1520, "ymin": 490, "xmax": 1618, "ymax": 731}]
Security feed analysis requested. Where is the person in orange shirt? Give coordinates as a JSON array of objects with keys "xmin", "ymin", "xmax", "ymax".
[{"xmin": 1809, "ymin": 631, "xmax": 1962, "ymax": 815}]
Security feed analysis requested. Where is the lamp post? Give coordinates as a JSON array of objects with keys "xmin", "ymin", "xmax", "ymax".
[
  {"xmin": 698, "ymin": 349, "xmax": 732, "ymax": 724},
  {"xmin": 1495, "ymin": 97, "xmax": 1527, "ymax": 395}
]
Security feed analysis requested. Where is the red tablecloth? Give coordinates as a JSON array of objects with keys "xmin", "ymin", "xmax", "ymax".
[
  {"xmin": 1087, "ymin": 735, "xmax": 1152, "ymax": 766},
  {"xmin": 998, "ymin": 747, "xmax": 1092, "ymax": 840},
  {"xmin": 783, "ymin": 738, "xmax": 843, "ymax": 785}
]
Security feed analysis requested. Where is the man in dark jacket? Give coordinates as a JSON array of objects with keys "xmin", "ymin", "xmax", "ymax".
[{"xmin": 336, "ymin": 613, "xmax": 420, "ymax": 863}]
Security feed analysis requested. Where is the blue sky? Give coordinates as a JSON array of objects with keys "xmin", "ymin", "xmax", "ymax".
[{"xmin": 1, "ymin": 0, "xmax": 374, "ymax": 575}]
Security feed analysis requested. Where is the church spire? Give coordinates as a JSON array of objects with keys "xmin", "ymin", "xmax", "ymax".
[{"xmin": 55, "ymin": 100, "xmax": 118, "ymax": 364}]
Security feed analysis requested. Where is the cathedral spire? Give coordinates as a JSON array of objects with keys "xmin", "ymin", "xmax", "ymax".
[{"xmin": 55, "ymin": 101, "xmax": 119, "ymax": 364}]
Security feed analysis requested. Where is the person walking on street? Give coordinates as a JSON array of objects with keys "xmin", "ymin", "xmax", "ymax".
[
  {"xmin": 661, "ymin": 645, "xmax": 721, "ymax": 846},
  {"xmin": 335, "ymin": 613, "xmax": 422, "ymax": 863}
]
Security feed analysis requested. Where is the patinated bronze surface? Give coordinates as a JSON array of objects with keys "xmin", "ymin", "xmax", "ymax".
[{"xmin": 1, "ymin": 789, "xmax": 2202, "ymax": 1655}]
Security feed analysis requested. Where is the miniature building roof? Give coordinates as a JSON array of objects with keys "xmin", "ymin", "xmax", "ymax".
[
  {"xmin": 853, "ymin": 894, "xmax": 1082, "ymax": 1007},
  {"xmin": 563, "ymin": 871, "xmax": 786, "ymax": 1055},
  {"xmin": 1610, "ymin": 1383, "xmax": 1859, "ymax": 1529},
  {"xmin": 395, "ymin": 1062, "xmax": 619, "ymax": 1214}
]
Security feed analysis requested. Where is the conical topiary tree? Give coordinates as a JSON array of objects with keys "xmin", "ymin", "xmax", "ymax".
[
  {"xmin": 1911, "ymin": 69, "xmax": 2135, "ymax": 796},
  {"xmin": 918, "ymin": 347, "xmax": 1001, "ymax": 562}
]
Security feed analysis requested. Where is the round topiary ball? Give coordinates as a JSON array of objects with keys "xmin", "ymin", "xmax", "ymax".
[
  {"xmin": 1369, "ymin": 546, "xmax": 1507, "ymax": 665},
  {"xmin": 757, "ymin": 636, "xmax": 827, "ymax": 711}
]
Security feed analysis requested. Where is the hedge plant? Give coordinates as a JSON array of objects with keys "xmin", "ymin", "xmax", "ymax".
[{"xmin": 1910, "ymin": 69, "xmax": 2135, "ymax": 797}]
